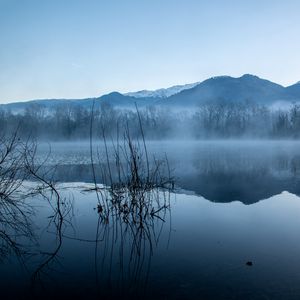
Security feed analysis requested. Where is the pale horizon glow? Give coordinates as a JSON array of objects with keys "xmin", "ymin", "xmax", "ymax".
[{"xmin": 0, "ymin": 0, "xmax": 300, "ymax": 103}]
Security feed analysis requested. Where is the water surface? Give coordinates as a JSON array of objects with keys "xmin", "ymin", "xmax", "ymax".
[{"xmin": 2, "ymin": 141, "xmax": 300, "ymax": 299}]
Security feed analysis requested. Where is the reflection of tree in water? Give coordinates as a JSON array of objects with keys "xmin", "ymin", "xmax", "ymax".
[
  {"xmin": 0, "ymin": 198, "xmax": 34, "ymax": 263},
  {"xmin": 0, "ymin": 135, "xmax": 72, "ymax": 297},
  {"xmin": 0, "ymin": 132, "xmax": 35, "ymax": 262},
  {"xmin": 26, "ymin": 170, "xmax": 73, "ymax": 294}
]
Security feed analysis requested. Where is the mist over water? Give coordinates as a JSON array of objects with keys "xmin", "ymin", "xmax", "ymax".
[{"xmin": 38, "ymin": 140, "xmax": 300, "ymax": 204}]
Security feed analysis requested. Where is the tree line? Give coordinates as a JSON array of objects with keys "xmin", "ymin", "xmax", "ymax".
[{"xmin": 1, "ymin": 101, "xmax": 300, "ymax": 140}]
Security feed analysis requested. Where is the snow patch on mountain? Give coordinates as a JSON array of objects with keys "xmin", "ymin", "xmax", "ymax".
[{"xmin": 124, "ymin": 82, "xmax": 200, "ymax": 98}]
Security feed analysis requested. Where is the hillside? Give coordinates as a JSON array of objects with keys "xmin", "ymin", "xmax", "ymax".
[{"xmin": 1, "ymin": 74, "xmax": 300, "ymax": 112}]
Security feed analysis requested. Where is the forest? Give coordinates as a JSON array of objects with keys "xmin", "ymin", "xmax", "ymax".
[{"xmin": 1, "ymin": 101, "xmax": 300, "ymax": 140}]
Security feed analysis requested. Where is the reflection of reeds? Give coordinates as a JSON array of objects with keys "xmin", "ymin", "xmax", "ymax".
[
  {"xmin": 89, "ymin": 102, "xmax": 174, "ymax": 298},
  {"xmin": 92, "ymin": 176, "xmax": 172, "ymax": 298}
]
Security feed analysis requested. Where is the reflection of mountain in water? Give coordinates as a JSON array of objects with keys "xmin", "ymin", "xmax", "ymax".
[
  {"xmin": 49, "ymin": 143, "xmax": 300, "ymax": 205},
  {"xmin": 179, "ymin": 150, "xmax": 300, "ymax": 204},
  {"xmin": 180, "ymin": 168, "xmax": 300, "ymax": 204}
]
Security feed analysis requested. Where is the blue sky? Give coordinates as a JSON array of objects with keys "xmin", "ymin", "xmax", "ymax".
[{"xmin": 0, "ymin": 0, "xmax": 300, "ymax": 103}]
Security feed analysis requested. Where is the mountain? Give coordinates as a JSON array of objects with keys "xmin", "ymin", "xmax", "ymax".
[
  {"xmin": 1, "ymin": 74, "xmax": 300, "ymax": 113},
  {"xmin": 124, "ymin": 82, "xmax": 199, "ymax": 98},
  {"xmin": 163, "ymin": 74, "xmax": 294, "ymax": 106},
  {"xmin": 0, "ymin": 92, "xmax": 158, "ymax": 113},
  {"xmin": 286, "ymin": 82, "xmax": 300, "ymax": 98},
  {"xmin": 100, "ymin": 92, "xmax": 158, "ymax": 106}
]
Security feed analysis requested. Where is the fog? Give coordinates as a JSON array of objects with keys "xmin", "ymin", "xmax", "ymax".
[
  {"xmin": 4, "ymin": 99, "xmax": 300, "ymax": 204},
  {"xmin": 2, "ymin": 101, "xmax": 300, "ymax": 140},
  {"xmin": 33, "ymin": 139, "xmax": 300, "ymax": 205}
]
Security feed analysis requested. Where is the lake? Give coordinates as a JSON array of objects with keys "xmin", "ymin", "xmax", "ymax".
[{"xmin": 2, "ymin": 140, "xmax": 300, "ymax": 299}]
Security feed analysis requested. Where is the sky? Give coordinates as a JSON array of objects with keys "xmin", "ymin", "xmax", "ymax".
[{"xmin": 0, "ymin": 0, "xmax": 300, "ymax": 103}]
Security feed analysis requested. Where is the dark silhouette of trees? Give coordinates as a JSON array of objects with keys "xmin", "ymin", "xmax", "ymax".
[{"xmin": 1, "ymin": 102, "xmax": 300, "ymax": 140}]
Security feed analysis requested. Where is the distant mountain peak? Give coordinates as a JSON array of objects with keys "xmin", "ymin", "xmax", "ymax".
[
  {"xmin": 208, "ymin": 74, "xmax": 259, "ymax": 81},
  {"xmin": 209, "ymin": 75, "xmax": 231, "ymax": 80},
  {"xmin": 241, "ymin": 74, "xmax": 259, "ymax": 79},
  {"xmin": 105, "ymin": 91, "xmax": 123, "ymax": 97},
  {"xmin": 123, "ymin": 82, "xmax": 200, "ymax": 99}
]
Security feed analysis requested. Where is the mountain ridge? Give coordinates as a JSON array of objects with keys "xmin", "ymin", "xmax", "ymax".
[{"xmin": 1, "ymin": 74, "xmax": 300, "ymax": 112}]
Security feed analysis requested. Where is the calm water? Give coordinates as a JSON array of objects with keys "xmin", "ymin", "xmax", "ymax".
[
  {"xmin": 2, "ymin": 141, "xmax": 300, "ymax": 299},
  {"xmin": 38, "ymin": 140, "xmax": 300, "ymax": 204}
]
